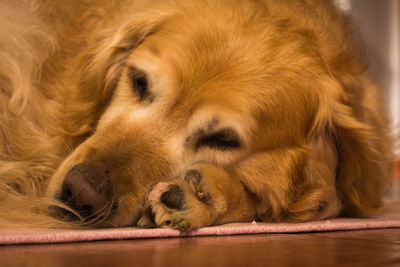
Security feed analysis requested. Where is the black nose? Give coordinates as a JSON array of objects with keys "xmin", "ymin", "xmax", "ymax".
[
  {"xmin": 60, "ymin": 162, "xmax": 113, "ymax": 220},
  {"xmin": 161, "ymin": 185, "xmax": 184, "ymax": 210}
]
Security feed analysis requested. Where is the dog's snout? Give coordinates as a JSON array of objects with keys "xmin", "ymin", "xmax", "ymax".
[
  {"xmin": 60, "ymin": 162, "xmax": 113, "ymax": 220},
  {"xmin": 161, "ymin": 185, "xmax": 184, "ymax": 210}
]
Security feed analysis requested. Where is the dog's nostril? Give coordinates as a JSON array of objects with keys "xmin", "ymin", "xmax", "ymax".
[
  {"xmin": 61, "ymin": 186, "xmax": 72, "ymax": 200},
  {"xmin": 59, "ymin": 162, "xmax": 113, "ymax": 220},
  {"xmin": 161, "ymin": 185, "xmax": 184, "ymax": 210}
]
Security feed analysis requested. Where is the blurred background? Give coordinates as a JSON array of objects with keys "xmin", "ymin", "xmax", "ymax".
[{"xmin": 335, "ymin": 0, "xmax": 400, "ymax": 197}]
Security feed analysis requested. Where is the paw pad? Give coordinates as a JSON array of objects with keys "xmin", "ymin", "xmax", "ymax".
[
  {"xmin": 184, "ymin": 170, "xmax": 202, "ymax": 185},
  {"xmin": 160, "ymin": 185, "xmax": 183, "ymax": 210}
]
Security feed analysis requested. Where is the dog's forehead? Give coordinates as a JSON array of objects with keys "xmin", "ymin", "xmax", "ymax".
[
  {"xmin": 151, "ymin": 23, "xmax": 266, "ymax": 82},
  {"xmin": 132, "ymin": 17, "xmax": 275, "ymax": 106},
  {"xmin": 126, "ymin": 4, "xmax": 319, "ymax": 131}
]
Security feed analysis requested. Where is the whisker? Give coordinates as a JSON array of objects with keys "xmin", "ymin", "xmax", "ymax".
[{"xmin": 76, "ymin": 197, "xmax": 116, "ymax": 227}]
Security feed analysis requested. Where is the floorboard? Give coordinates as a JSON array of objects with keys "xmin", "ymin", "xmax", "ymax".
[{"xmin": 1, "ymin": 229, "xmax": 400, "ymax": 267}]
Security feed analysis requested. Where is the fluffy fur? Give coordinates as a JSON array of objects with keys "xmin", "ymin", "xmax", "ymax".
[{"xmin": 0, "ymin": 0, "xmax": 391, "ymax": 229}]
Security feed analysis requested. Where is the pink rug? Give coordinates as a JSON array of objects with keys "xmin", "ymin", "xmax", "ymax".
[{"xmin": 1, "ymin": 204, "xmax": 399, "ymax": 245}]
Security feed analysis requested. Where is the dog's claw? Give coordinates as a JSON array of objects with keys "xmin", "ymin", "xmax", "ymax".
[
  {"xmin": 178, "ymin": 220, "xmax": 190, "ymax": 231},
  {"xmin": 197, "ymin": 191, "xmax": 205, "ymax": 200},
  {"xmin": 164, "ymin": 219, "xmax": 190, "ymax": 231},
  {"xmin": 166, "ymin": 220, "xmax": 175, "ymax": 228}
]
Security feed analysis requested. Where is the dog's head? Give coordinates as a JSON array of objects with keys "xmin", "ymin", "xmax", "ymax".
[{"xmin": 47, "ymin": 1, "xmax": 389, "ymax": 227}]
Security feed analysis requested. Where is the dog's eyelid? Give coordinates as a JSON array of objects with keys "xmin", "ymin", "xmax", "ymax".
[{"xmin": 196, "ymin": 128, "xmax": 241, "ymax": 151}]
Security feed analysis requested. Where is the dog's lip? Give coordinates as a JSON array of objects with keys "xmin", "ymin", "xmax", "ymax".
[
  {"xmin": 48, "ymin": 205, "xmax": 80, "ymax": 222},
  {"xmin": 49, "ymin": 195, "xmax": 119, "ymax": 226}
]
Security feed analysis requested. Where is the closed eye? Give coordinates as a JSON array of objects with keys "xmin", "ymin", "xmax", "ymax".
[
  {"xmin": 130, "ymin": 68, "xmax": 149, "ymax": 100},
  {"xmin": 132, "ymin": 76, "xmax": 148, "ymax": 99},
  {"xmin": 196, "ymin": 129, "xmax": 240, "ymax": 150}
]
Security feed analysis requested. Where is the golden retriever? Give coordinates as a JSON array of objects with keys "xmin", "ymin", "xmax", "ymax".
[{"xmin": 0, "ymin": 0, "xmax": 391, "ymax": 230}]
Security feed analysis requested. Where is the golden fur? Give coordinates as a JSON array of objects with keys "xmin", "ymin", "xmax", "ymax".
[{"xmin": 0, "ymin": 0, "xmax": 391, "ymax": 229}]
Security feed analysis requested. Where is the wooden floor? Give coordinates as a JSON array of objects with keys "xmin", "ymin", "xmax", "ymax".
[{"xmin": 1, "ymin": 228, "xmax": 399, "ymax": 267}]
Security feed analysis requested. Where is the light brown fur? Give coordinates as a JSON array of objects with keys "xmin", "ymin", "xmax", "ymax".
[{"xmin": 0, "ymin": 0, "xmax": 391, "ymax": 229}]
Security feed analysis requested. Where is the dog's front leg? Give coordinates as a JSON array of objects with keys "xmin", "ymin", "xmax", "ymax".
[
  {"xmin": 137, "ymin": 162, "xmax": 256, "ymax": 231},
  {"xmin": 138, "ymin": 144, "xmax": 341, "ymax": 231}
]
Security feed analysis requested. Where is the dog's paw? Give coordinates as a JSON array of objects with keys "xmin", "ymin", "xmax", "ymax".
[{"xmin": 137, "ymin": 163, "xmax": 229, "ymax": 231}]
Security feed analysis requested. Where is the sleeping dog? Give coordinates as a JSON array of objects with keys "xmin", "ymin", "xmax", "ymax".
[{"xmin": 0, "ymin": 0, "xmax": 390, "ymax": 230}]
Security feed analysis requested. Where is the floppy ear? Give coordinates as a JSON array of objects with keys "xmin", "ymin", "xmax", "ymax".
[
  {"xmin": 62, "ymin": 12, "xmax": 168, "ymax": 137},
  {"xmin": 308, "ymin": 77, "xmax": 390, "ymax": 217}
]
